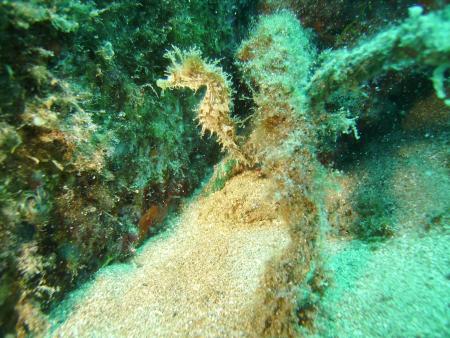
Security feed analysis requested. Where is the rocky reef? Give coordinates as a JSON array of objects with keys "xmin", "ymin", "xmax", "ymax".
[
  {"xmin": 0, "ymin": 0, "xmax": 448, "ymax": 337},
  {"xmin": 0, "ymin": 0, "xmax": 254, "ymax": 335}
]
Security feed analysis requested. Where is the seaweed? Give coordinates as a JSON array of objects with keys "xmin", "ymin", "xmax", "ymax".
[
  {"xmin": 0, "ymin": 0, "xmax": 253, "ymax": 335},
  {"xmin": 1, "ymin": 0, "xmax": 448, "ymax": 336}
]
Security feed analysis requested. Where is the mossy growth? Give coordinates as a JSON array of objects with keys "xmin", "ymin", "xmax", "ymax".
[
  {"xmin": 295, "ymin": 263, "xmax": 328, "ymax": 332},
  {"xmin": 352, "ymin": 187, "xmax": 396, "ymax": 240},
  {"xmin": 0, "ymin": 0, "xmax": 254, "ymax": 335},
  {"xmin": 207, "ymin": 158, "xmax": 239, "ymax": 193}
]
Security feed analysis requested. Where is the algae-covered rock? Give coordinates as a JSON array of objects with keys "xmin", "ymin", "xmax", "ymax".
[
  {"xmin": 0, "ymin": 0, "xmax": 254, "ymax": 335},
  {"xmin": 1, "ymin": 0, "xmax": 449, "ymax": 337}
]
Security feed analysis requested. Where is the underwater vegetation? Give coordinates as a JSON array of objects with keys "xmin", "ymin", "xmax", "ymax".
[
  {"xmin": 0, "ymin": 0, "xmax": 449, "ymax": 336},
  {"xmin": 0, "ymin": 0, "xmax": 254, "ymax": 335}
]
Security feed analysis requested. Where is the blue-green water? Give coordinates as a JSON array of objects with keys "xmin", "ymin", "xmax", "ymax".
[{"xmin": 0, "ymin": 1, "xmax": 448, "ymax": 336}]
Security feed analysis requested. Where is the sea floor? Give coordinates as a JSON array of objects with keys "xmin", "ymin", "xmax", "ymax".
[
  {"xmin": 48, "ymin": 129, "xmax": 449, "ymax": 337},
  {"xmin": 312, "ymin": 129, "xmax": 450, "ymax": 337},
  {"xmin": 313, "ymin": 229, "xmax": 449, "ymax": 337},
  {"xmin": 49, "ymin": 172, "xmax": 292, "ymax": 337}
]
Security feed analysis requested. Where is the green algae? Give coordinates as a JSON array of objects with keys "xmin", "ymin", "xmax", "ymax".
[
  {"xmin": 0, "ymin": 0, "xmax": 254, "ymax": 334},
  {"xmin": 0, "ymin": 0, "xmax": 449, "ymax": 336}
]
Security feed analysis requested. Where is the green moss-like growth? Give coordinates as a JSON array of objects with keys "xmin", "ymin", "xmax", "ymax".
[
  {"xmin": 0, "ymin": 0, "xmax": 253, "ymax": 335},
  {"xmin": 208, "ymin": 159, "xmax": 239, "ymax": 193},
  {"xmin": 1, "ymin": 0, "xmax": 448, "ymax": 336},
  {"xmin": 353, "ymin": 189, "xmax": 396, "ymax": 240},
  {"xmin": 306, "ymin": 5, "xmax": 450, "ymax": 118}
]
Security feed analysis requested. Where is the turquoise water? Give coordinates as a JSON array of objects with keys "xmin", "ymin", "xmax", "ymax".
[{"xmin": 0, "ymin": 1, "xmax": 448, "ymax": 336}]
